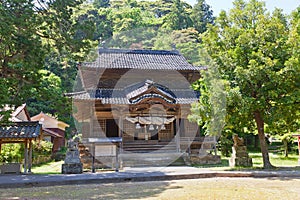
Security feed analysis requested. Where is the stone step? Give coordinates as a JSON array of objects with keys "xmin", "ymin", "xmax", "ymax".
[
  {"xmin": 120, "ymin": 153, "xmax": 185, "ymax": 167},
  {"xmin": 123, "ymin": 141, "xmax": 176, "ymax": 153}
]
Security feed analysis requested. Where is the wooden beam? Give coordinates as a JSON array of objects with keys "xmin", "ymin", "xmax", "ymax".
[{"xmin": 95, "ymin": 111, "xmax": 113, "ymax": 118}]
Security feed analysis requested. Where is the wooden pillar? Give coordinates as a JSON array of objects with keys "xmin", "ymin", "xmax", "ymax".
[
  {"xmin": 176, "ymin": 116, "xmax": 180, "ymax": 152},
  {"xmin": 118, "ymin": 114, "xmax": 123, "ymax": 153},
  {"xmin": 91, "ymin": 143, "xmax": 95, "ymax": 173},
  {"xmin": 24, "ymin": 139, "xmax": 28, "ymax": 173},
  {"xmin": 115, "ymin": 143, "xmax": 119, "ymax": 172},
  {"xmin": 28, "ymin": 139, "xmax": 33, "ymax": 173},
  {"xmin": 90, "ymin": 107, "xmax": 94, "ymax": 137}
]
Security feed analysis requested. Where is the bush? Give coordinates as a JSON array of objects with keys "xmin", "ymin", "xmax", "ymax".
[
  {"xmin": 0, "ymin": 141, "xmax": 53, "ymax": 164},
  {"xmin": 0, "ymin": 143, "xmax": 22, "ymax": 163},
  {"xmin": 218, "ymin": 134, "xmax": 233, "ymax": 157},
  {"xmin": 33, "ymin": 141, "xmax": 53, "ymax": 155}
]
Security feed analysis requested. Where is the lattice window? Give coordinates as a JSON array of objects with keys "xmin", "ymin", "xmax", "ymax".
[{"xmin": 123, "ymin": 120, "xmax": 135, "ymax": 141}]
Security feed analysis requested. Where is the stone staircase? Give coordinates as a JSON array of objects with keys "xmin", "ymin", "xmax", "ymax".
[
  {"xmin": 121, "ymin": 140, "xmax": 185, "ymax": 167},
  {"xmin": 79, "ymin": 141, "xmax": 186, "ymax": 168},
  {"xmin": 122, "ymin": 140, "xmax": 177, "ymax": 153},
  {"xmin": 120, "ymin": 152, "xmax": 185, "ymax": 167}
]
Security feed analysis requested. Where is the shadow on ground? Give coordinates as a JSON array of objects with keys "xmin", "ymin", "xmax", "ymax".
[{"xmin": 0, "ymin": 180, "xmax": 177, "ymax": 199}]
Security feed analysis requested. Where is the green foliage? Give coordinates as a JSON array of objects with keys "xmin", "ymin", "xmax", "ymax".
[
  {"xmin": 218, "ymin": 133, "xmax": 233, "ymax": 157},
  {"xmin": 200, "ymin": 0, "xmax": 300, "ymax": 168},
  {"xmin": 189, "ymin": 49, "xmax": 227, "ymax": 137},
  {"xmin": 191, "ymin": 0, "xmax": 215, "ymax": 33},
  {"xmin": 93, "ymin": 0, "xmax": 110, "ymax": 8},
  {"xmin": 153, "ymin": 28, "xmax": 201, "ymax": 64},
  {"xmin": 0, "ymin": 0, "xmax": 95, "ymax": 122},
  {"xmin": 0, "ymin": 141, "xmax": 52, "ymax": 163},
  {"xmin": 162, "ymin": 0, "xmax": 193, "ymax": 30},
  {"xmin": 0, "ymin": 144, "xmax": 22, "ymax": 163},
  {"xmin": 33, "ymin": 141, "xmax": 53, "ymax": 156}
]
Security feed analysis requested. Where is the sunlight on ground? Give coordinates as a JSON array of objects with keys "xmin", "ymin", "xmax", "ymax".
[
  {"xmin": 32, "ymin": 160, "xmax": 64, "ymax": 174},
  {"xmin": 0, "ymin": 178, "xmax": 299, "ymax": 200}
]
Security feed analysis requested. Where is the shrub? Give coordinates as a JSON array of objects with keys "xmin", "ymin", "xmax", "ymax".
[{"xmin": 0, "ymin": 143, "xmax": 22, "ymax": 163}]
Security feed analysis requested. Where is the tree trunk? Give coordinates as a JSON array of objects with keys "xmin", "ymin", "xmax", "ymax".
[{"xmin": 254, "ymin": 110, "xmax": 274, "ymax": 169}]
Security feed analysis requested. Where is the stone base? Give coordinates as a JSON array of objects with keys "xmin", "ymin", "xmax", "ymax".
[
  {"xmin": 229, "ymin": 157, "xmax": 252, "ymax": 167},
  {"xmin": 0, "ymin": 163, "xmax": 21, "ymax": 174},
  {"xmin": 62, "ymin": 163, "xmax": 83, "ymax": 174},
  {"xmin": 190, "ymin": 154, "xmax": 221, "ymax": 165}
]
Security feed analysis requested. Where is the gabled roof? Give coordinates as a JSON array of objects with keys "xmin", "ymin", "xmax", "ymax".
[
  {"xmin": 0, "ymin": 122, "xmax": 41, "ymax": 139},
  {"xmin": 66, "ymin": 80, "xmax": 199, "ymax": 105},
  {"xmin": 80, "ymin": 48, "xmax": 205, "ymax": 71},
  {"xmin": 43, "ymin": 128, "xmax": 63, "ymax": 138},
  {"xmin": 10, "ymin": 103, "xmax": 31, "ymax": 122},
  {"xmin": 31, "ymin": 112, "xmax": 69, "ymax": 131},
  {"xmin": 0, "ymin": 104, "xmax": 31, "ymax": 122}
]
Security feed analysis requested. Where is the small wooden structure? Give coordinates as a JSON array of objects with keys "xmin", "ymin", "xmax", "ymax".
[
  {"xmin": 0, "ymin": 121, "xmax": 42, "ymax": 173},
  {"xmin": 31, "ymin": 112, "xmax": 69, "ymax": 153}
]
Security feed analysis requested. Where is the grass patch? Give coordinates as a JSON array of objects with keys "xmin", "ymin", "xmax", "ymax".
[
  {"xmin": 31, "ymin": 160, "xmax": 63, "ymax": 174},
  {"xmin": 194, "ymin": 151, "xmax": 299, "ymax": 170},
  {"xmin": 250, "ymin": 152, "xmax": 299, "ymax": 167}
]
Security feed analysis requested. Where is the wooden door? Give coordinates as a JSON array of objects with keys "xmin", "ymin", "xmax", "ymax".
[{"xmin": 158, "ymin": 123, "xmax": 173, "ymax": 141}]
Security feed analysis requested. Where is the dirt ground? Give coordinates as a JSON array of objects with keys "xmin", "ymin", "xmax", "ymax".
[{"xmin": 0, "ymin": 177, "xmax": 299, "ymax": 200}]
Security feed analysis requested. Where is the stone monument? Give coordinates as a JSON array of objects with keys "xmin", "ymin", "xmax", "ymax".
[
  {"xmin": 62, "ymin": 137, "xmax": 83, "ymax": 174},
  {"xmin": 229, "ymin": 134, "xmax": 252, "ymax": 167}
]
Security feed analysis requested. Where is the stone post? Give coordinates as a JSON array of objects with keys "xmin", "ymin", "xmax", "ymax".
[
  {"xmin": 229, "ymin": 135, "xmax": 252, "ymax": 167},
  {"xmin": 62, "ymin": 137, "xmax": 83, "ymax": 174}
]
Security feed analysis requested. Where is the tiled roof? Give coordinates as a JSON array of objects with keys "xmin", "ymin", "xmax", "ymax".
[
  {"xmin": 66, "ymin": 80, "xmax": 200, "ymax": 105},
  {"xmin": 0, "ymin": 122, "xmax": 41, "ymax": 139},
  {"xmin": 43, "ymin": 128, "xmax": 63, "ymax": 138},
  {"xmin": 81, "ymin": 48, "xmax": 204, "ymax": 71}
]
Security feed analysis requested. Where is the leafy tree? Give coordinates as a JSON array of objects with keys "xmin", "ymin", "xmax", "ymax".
[
  {"xmin": 201, "ymin": 0, "xmax": 299, "ymax": 168},
  {"xmin": 110, "ymin": 7, "xmax": 143, "ymax": 32},
  {"xmin": 162, "ymin": 0, "xmax": 193, "ymax": 30},
  {"xmin": 191, "ymin": 0, "xmax": 215, "ymax": 33},
  {"xmin": 153, "ymin": 28, "xmax": 201, "ymax": 64},
  {"xmin": 0, "ymin": 0, "xmax": 96, "ymax": 122},
  {"xmin": 0, "ymin": 0, "xmax": 94, "ymax": 117},
  {"xmin": 93, "ymin": 0, "xmax": 110, "ymax": 8}
]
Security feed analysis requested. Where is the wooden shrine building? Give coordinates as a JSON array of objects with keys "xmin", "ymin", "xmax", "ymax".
[{"xmin": 67, "ymin": 48, "xmax": 215, "ymax": 168}]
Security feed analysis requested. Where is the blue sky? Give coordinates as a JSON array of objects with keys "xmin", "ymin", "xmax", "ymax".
[{"xmin": 185, "ymin": 0, "xmax": 299, "ymax": 15}]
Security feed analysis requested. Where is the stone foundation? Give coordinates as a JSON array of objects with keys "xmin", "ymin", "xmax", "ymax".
[
  {"xmin": 0, "ymin": 163, "xmax": 21, "ymax": 174},
  {"xmin": 62, "ymin": 163, "xmax": 83, "ymax": 174},
  {"xmin": 189, "ymin": 154, "xmax": 221, "ymax": 165}
]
